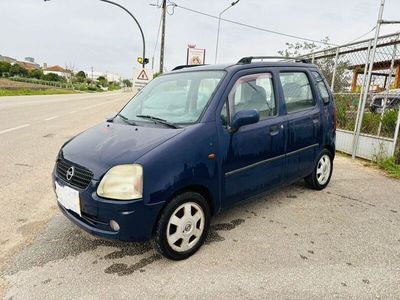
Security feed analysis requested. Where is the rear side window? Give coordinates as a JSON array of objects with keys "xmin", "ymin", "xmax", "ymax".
[
  {"xmin": 280, "ymin": 72, "xmax": 315, "ymax": 113},
  {"xmin": 312, "ymin": 71, "xmax": 330, "ymax": 104}
]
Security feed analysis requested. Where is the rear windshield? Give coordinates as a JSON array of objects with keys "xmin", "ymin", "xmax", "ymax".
[{"xmin": 120, "ymin": 70, "xmax": 226, "ymax": 125}]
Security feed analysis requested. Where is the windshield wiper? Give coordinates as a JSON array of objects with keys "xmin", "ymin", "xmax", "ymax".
[
  {"xmin": 136, "ymin": 115, "xmax": 179, "ymax": 129},
  {"xmin": 117, "ymin": 113, "xmax": 137, "ymax": 126}
]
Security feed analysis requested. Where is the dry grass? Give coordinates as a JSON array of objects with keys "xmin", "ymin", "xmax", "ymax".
[{"xmin": 0, "ymin": 78, "xmax": 52, "ymax": 90}]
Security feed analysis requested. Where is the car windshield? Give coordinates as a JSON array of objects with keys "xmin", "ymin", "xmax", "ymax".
[{"xmin": 119, "ymin": 70, "xmax": 225, "ymax": 125}]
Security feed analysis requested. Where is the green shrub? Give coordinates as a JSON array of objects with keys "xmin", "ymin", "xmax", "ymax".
[
  {"xmin": 361, "ymin": 112, "xmax": 380, "ymax": 134},
  {"xmin": 10, "ymin": 64, "xmax": 28, "ymax": 77},
  {"xmin": 334, "ymin": 93, "xmax": 360, "ymax": 131},
  {"xmin": 29, "ymin": 69, "xmax": 44, "ymax": 80},
  {"xmin": 381, "ymin": 109, "xmax": 398, "ymax": 136},
  {"xmin": 376, "ymin": 157, "xmax": 400, "ymax": 179},
  {"xmin": 0, "ymin": 61, "xmax": 11, "ymax": 76}
]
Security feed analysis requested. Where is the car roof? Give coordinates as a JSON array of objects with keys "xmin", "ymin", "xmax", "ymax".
[
  {"xmin": 373, "ymin": 88, "xmax": 400, "ymax": 97},
  {"xmin": 169, "ymin": 61, "xmax": 319, "ymax": 74}
]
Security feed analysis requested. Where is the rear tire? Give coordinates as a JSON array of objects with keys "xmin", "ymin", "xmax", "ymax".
[
  {"xmin": 152, "ymin": 192, "xmax": 210, "ymax": 260},
  {"xmin": 305, "ymin": 149, "xmax": 333, "ymax": 190}
]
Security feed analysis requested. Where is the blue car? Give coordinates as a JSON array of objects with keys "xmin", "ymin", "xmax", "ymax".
[{"xmin": 53, "ymin": 57, "xmax": 336, "ymax": 260}]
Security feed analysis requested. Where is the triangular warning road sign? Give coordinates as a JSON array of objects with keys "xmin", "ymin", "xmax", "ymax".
[{"xmin": 137, "ymin": 69, "xmax": 149, "ymax": 81}]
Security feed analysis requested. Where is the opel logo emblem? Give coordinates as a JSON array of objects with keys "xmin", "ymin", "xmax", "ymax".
[
  {"xmin": 66, "ymin": 166, "xmax": 75, "ymax": 181},
  {"xmin": 184, "ymin": 223, "xmax": 192, "ymax": 232}
]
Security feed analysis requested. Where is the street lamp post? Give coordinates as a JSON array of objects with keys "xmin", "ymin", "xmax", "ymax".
[
  {"xmin": 44, "ymin": 0, "xmax": 147, "ymax": 68},
  {"xmin": 214, "ymin": 0, "xmax": 240, "ymax": 64}
]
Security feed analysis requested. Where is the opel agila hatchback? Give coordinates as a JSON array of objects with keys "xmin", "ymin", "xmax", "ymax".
[{"xmin": 53, "ymin": 57, "xmax": 336, "ymax": 260}]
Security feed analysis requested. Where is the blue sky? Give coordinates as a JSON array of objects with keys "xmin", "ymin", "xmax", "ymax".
[{"xmin": 1, "ymin": 0, "xmax": 400, "ymax": 78}]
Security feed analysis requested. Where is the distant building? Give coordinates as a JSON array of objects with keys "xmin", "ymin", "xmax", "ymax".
[
  {"xmin": 104, "ymin": 72, "xmax": 122, "ymax": 83},
  {"xmin": 0, "ymin": 54, "xmax": 17, "ymax": 64},
  {"xmin": 44, "ymin": 65, "xmax": 72, "ymax": 79},
  {"xmin": 16, "ymin": 60, "xmax": 40, "ymax": 70},
  {"xmin": 25, "ymin": 57, "xmax": 35, "ymax": 63},
  {"xmin": 84, "ymin": 70, "xmax": 122, "ymax": 83}
]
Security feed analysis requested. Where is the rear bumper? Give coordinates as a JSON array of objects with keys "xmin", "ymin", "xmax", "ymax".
[{"xmin": 53, "ymin": 170, "xmax": 164, "ymax": 242}]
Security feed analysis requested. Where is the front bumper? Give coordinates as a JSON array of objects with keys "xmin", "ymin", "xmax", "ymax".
[{"xmin": 52, "ymin": 169, "xmax": 164, "ymax": 242}]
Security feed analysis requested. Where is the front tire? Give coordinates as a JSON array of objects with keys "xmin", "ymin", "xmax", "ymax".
[
  {"xmin": 305, "ymin": 149, "xmax": 333, "ymax": 190},
  {"xmin": 152, "ymin": 192, "xmax": 210, "ymax": 260}
]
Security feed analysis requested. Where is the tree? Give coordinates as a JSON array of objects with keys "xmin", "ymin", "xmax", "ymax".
[
  {"xmin": 278, "ymin": 37, "xmax": 350, "ymax": 92},
  {"xmin": 97, "ymin": 76, "xmax": 107, "ymax": 86},
  {"xmin": 29, "ymin": 69, "xmax": 44, "ymax": 80},
  {"xmin": 76, "ymin": 70, "xmax": 86, "ymax": 78},
  {"xmin": 9, "ymin": 64, "xmax": 28, "ymax": 77},
  {"xmin": 42, "ymin": 72, "xmax": 62, "ymax": 82},
  {"xmin": 75, "ymin": 70, "xmax": 87, "ymax": 83},
  {"xmin": 0, "ymin": 61, "xmax": 11, "ymax": 76},
  {"xmin": 277, "ymin": 39, "xmax": 329, "ymax": 58},
  {"xmin": 152, "ymin": 72, "xmax": 161, "ymax": 79},
  {"xmin": 123, "ymin": 79, "xmax": 132, "ymax": 87}
]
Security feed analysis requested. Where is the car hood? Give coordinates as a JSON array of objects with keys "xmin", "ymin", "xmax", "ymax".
[{"xmin": 61, "ymin": 122, "xmax": 184, "ymax": 179}]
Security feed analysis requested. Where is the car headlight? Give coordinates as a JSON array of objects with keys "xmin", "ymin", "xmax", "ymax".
[{"xmin": 97, "ymin": 164, "xmax": 143, "ymax": 200}]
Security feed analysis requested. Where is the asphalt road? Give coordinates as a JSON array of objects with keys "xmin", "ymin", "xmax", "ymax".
[
  {"xmin": 1, "ymin": 92, "xmax": 400, "ymax": 299},
  {"xmin": 0, "ymin": 91, "xmax": 134, "ymax": 297}
]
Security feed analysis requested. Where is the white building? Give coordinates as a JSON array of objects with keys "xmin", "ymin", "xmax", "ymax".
[
  {"xmin": 44, "ymin": 65, "xmax": 72, "ymax": 79},
  {"xmin": 84, "ymin": 70, "xmax": 122, "ymax": 83}
]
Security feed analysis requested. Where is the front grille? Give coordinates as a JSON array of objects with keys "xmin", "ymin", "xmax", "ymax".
[{"xmin": 56, "ymin": 158, "xmax": 93, "ymax": 190}]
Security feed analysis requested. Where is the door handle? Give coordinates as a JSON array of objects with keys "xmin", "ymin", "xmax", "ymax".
[
  {"xmin": 269, "ymin": 125, "xmax": 280, "ymax": 136},
  {"xmin": 311, "ymin": 113, "xmax": 320, "ymax": 124}
]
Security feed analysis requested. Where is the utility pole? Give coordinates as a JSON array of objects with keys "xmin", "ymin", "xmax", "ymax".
[{"xmin": 159, "ymin": 0, "xmax": 167, "ymax": 74}]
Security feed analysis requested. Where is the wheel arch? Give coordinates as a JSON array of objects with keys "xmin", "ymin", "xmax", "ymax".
[
  {"xmin": 324, "ymin": 144, "xmax": 335, "ymax": 159},
  {"xmin": 151, "ymin": 184, "xmax": 216, "ymax": 236}
]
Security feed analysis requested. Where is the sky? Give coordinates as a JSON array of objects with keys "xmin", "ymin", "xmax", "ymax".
[{"xmin": 1, "ymin": 0, "xmax": 400, "ymax": 79}]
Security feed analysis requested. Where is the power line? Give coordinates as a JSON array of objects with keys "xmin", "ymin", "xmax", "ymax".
[
  {"xmin": 345, "ymin": 26, "xmax": 376, "ymax": 44},
  {"xmin": 170, "ymin": 2, "xmax": 336, "ymax": 46}
]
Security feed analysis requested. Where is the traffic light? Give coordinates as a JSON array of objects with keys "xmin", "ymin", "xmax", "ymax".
[{"xmin": 137, "ymin": 57, "xmax": 149, "ymax": 65}]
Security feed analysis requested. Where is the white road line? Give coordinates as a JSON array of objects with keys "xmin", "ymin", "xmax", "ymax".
[
  {"xmin": 69, "ymin": 110, "xmax": 77, "ymax": 114},
  {"xmin": 0, "ymin": 124, "xmax": 30, "ymax": 135},
  {"xmin": 44, "ymin": 116, "xmax": 59, "ymax": 121}
]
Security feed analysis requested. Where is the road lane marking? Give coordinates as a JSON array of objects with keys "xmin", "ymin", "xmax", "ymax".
[
  {"xmin": 44, "ymin": 116, "xmax": 59, "ymax": 121},
  {"xmin": 0, "ymin": 124, "xmax": 30, "ymax": 135},
  {"xmin": 0, "ymin": 97, "xmax": 127, "ymax": 134}
]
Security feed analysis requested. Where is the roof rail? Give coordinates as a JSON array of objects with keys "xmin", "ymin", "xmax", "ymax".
[
  {"xmin": 237, "ymin": 56, "xmax": 311, "ymax": 64},
  {"xmin": 172, "ymin": 64, "xmax": 207, "ymax": 71}
]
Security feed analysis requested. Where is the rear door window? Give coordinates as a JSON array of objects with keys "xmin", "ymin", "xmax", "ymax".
[
  {"xmin": 280, "ymin": 72, "xmax": 315, "ymax": 113},
  {"xmin": 312, "ymin": 71, "xmax": 330, "ymax": 104}
]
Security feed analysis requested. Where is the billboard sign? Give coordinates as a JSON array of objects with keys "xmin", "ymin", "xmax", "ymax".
[{"xmin": 186, "ymin": 46, "xmax": 206, "ymax": 65}]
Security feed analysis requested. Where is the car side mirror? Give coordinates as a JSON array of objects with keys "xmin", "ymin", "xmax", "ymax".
[{"xmin": 230, "ymin": 109, "xmax": 260, "ymax": 132}]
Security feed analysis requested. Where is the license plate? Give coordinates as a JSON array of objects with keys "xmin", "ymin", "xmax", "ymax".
[{"xmin": 55, "ymin": 182, "xmax": 81, "ymax": 216}]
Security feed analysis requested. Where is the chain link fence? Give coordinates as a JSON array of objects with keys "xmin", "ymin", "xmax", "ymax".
[{"xmin": 301, "ymin": 32, "xmax": 400, "ymax": 160}]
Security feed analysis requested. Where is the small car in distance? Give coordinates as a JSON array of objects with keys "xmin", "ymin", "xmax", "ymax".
[
  {"xmin": 52, "ymin": 56, "xmax": 336, "ymax": 260},
  {"xmin": 369, "ymin": 89, "xmax": 400, "ymax": 113}
]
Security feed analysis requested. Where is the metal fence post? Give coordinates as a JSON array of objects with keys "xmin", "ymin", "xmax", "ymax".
[
  {"xmin": 393, "ymin": 108, "xmax": 400, "ymax": 156},
  {"xmin": 330, "ymin": 47, "xmax": 340, "ymax": 92},
  {"xmin": 377, "ymin": 37, "xmax": 398, "ymax": 136},
  {"xmin": 311, "ymin": 51, "xmax": 315, "ymax": 64},
  {"xmin": 352, "ymin": 0, "xmax": 385, "ymax": 160},
  {"xmin": 353, "ymin": 40, "xmax": 372, "ymax": 136}
]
